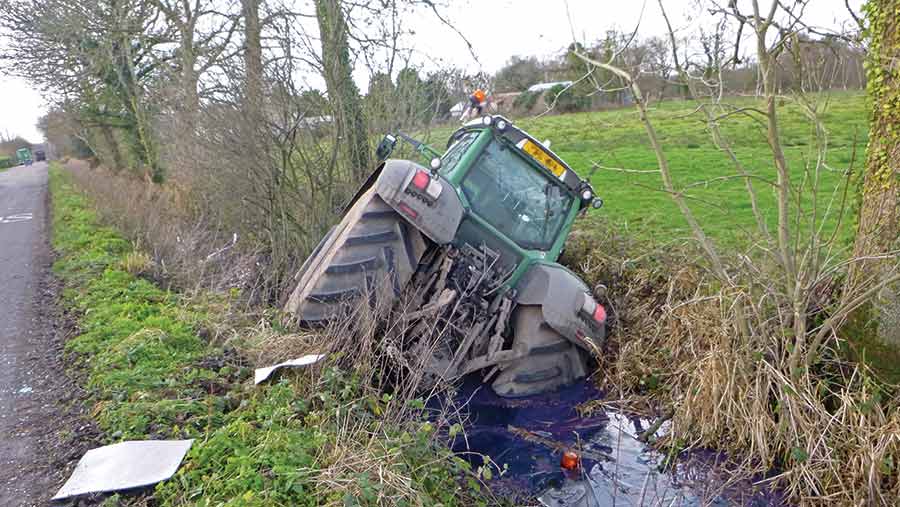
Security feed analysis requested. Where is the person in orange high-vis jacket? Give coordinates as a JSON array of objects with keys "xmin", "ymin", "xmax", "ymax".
[{"xmin": 460, "ymin": 89, "xmax": 491, "ymax": 121}]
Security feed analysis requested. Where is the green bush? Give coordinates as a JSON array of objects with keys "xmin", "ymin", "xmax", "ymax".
[
  {"xmin": 0, "ymin": 156, "xmax": 13, "ymax": 169},
  {"xmin": 548, "ymin": 84, "xmax": 591, "ymax": 113},
  {"xmin": 512, "ymin": 90, "xmax": 540, "ymax": 111}
]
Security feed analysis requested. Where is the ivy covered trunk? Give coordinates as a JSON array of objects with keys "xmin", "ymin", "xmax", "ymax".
[
  {"xmin": 847, "ymin": 0, "xmax": 900, "ymax": 347},
  {"xmin": 314, "ymin": 0, "xmax": 371, "ymax": 181}
]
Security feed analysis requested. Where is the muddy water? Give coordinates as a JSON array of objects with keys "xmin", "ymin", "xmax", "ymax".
[{"xmin": 450, "ymin": 378, "xmax": 784, "ymax": 506}]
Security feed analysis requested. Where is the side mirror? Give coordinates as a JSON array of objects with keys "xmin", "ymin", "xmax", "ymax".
[{"xmin": 376, "ymin": 134, "xmax": 397, "ymax": 161}]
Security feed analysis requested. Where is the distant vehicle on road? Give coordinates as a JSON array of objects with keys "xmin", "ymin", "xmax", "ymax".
[
  {"xmin": 34, "ymin": 150, "xmax": 46, "ymax": 162},
  {"xmin": 16, "ymin": 148, "xmax": 33, "ymax": 166}
]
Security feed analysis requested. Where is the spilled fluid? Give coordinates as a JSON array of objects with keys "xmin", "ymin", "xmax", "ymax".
[{"xmin": 449, "ymin": 377, "xmax": 785, "ymax": 506}]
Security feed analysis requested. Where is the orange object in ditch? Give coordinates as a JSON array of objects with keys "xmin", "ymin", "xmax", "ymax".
[{"xmin": 560, "ymin": 450, "xmax": 580, "ymax": 470}]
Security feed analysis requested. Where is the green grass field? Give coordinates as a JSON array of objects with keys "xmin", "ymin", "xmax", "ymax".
[{"xmin": 425, "ymin": 91, "xmax": 869, "ymax": 250}]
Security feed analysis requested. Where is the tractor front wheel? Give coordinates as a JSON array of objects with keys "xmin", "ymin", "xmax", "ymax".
[{"xmin": 492, "ymin": 305, "xmax": 589, "ymax": 397}]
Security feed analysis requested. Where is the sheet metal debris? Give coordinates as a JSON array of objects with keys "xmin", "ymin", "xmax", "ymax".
[
  {"xmin": 52, "ymin": 439, "xmax": 194, "ymax": 500},
  {"xmin": 254, "ymin": 354, "xmax": 326, "ymax": 384}
]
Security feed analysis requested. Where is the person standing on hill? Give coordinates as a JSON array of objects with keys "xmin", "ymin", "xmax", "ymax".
[{"xmin": 460, "ymin": 89, "xmax": 493, "ymax": 121}]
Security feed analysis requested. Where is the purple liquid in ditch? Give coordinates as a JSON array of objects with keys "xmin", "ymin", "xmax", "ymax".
[{"xmin": 445, "ymin": 376, "xmax": 785, "ymax": 506}]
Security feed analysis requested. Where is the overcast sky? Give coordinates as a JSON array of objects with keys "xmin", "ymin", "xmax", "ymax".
[
  {"xmin": 405, "ymin": 0, "xmax": 863, "ymax": 76},
  {"xmin": 0, "ymin": 0, "xmax": 862, "ymax": 144}
]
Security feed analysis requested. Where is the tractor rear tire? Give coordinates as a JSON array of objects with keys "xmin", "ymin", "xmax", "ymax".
[
  {"xmin": 284, "ymin": 188, "xmax": 428, "ymax": 324},
  {"xmin": 492, "ymin": 305, "xmax": 589, "ymax": 397}
]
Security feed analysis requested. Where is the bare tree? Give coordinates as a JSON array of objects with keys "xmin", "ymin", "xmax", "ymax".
[
  {"xmin": 241, "ymin": 0, "xmax": 263, "ymax": 110},
  {"xmin": 149, "ymin": 0, "xmax": 239, "ymax": 117},
  {"xmin": 0, "ymin": 0, "xmax": 170, "ymax": 177}
]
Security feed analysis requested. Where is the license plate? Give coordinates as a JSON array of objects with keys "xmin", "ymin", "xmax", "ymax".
[{"xmin": 521, "ymin": 140, "xmax": 566, "ymax": 179}]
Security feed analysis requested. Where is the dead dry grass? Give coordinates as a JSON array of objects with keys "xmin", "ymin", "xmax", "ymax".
[
  {"xmin": 63, "ymin": 159, "xmax": 270, "ymax": 300},
  {"xmin": 564, "ymin": 218, "xmax": 900, "ymax": 505}
]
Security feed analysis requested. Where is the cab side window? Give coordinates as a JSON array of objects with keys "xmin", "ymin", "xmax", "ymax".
[{"xmin": 440, "ymin": 131, "xmax": 480, "ymax": 174}]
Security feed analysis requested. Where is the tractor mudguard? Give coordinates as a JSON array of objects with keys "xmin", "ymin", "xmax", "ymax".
[
  {"xmin": 369, "ymin": 159, "xmax": 464, "ymax": 245},
  {"xmin": 342, "ymin": 162, "xmax": 387, "ymax": 214},
  {"xmin": 514, "ymin": 263, "xmax": 606, "ymax": 351}
]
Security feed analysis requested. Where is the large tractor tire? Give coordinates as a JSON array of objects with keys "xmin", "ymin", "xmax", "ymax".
[
  {"xmin": 284, "ymin": 188, "xmax": 428, "ymax": 324},
  {"xmin": 491, "ymin": 305, "xmax": 589, "ymax": 397}
]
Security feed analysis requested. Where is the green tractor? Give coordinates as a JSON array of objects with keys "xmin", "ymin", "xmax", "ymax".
[
  {"xmin": 16, "ymin": 147, "xmax": 33, "ymax": 166},
  {"xmin": 284, "ymin": 115, "xmax": 606, "ymax": 397}
]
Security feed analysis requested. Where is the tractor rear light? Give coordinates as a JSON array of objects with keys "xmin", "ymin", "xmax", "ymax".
[
  {"xmin": 411, "ymin": 170, "xmax": 430, "ymax": 190},
  {"xmin": 580, "ymin": 295, "xmax": 595, "ymax": 317},
  {"xmin": 579, "ymin": 294, "xmax": 606, "ymax": 325},
  {"xmin": 408, "ymin": 169, "xmax": 443, "ymax": 201},
  {"xmin": 593, "ymin": 303, "xmax": 607, "ymax": 324}
]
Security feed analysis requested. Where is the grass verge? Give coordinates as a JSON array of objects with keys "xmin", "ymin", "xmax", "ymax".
[{"xmin": 50, "ymin": 163, "xmax": 485, "ymax": 506}]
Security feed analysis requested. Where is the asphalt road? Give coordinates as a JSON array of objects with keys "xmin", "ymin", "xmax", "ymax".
[{"xmin": 0, "ymin": 162, "xmax": 64, "ymax": 506}]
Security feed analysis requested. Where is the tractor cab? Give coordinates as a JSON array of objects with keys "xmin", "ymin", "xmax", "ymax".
[
  {"xmin": 441, "ymin": 116, "xmax": 601, "ymax": 289},
  {"xmin": 377, "ymin": 115, "xmax": 601, "ymax": 289},
  {"xmin": 442, "ymin": 116, "xmax": 598, "ymax": 252}
]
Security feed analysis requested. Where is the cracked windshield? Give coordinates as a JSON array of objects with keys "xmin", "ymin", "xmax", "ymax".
[{"xmin": 462, "ymin": 139, "xmax": 572, "ymax": 250}]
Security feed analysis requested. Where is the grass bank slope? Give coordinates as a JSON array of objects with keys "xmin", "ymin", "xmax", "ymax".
[{"xmin": 50, "ymin": 164, "xmax": 484, "ymax": 506}]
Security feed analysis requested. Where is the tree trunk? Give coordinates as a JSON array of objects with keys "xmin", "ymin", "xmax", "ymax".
[
  {"xmin": 100, "ymin": 124, "xmax": 125, "ymax": 170},
  {"xmin": 314, "ymin": 0, "xmax": 370, "ymax": 179},
  {"xmin": 846, "ymin": 0, "xmax": 900, "ymax": 346},
  {"xmin": 181, "ymin": 33, "xmax": 200, "ymax": 118},
  {"xmin": 173, "ymin": 28, "xmax": 199, "ymax": 181},
  {"xmin": 242, "ymin": 0, "xmax": 263, "ymax": 111}
]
